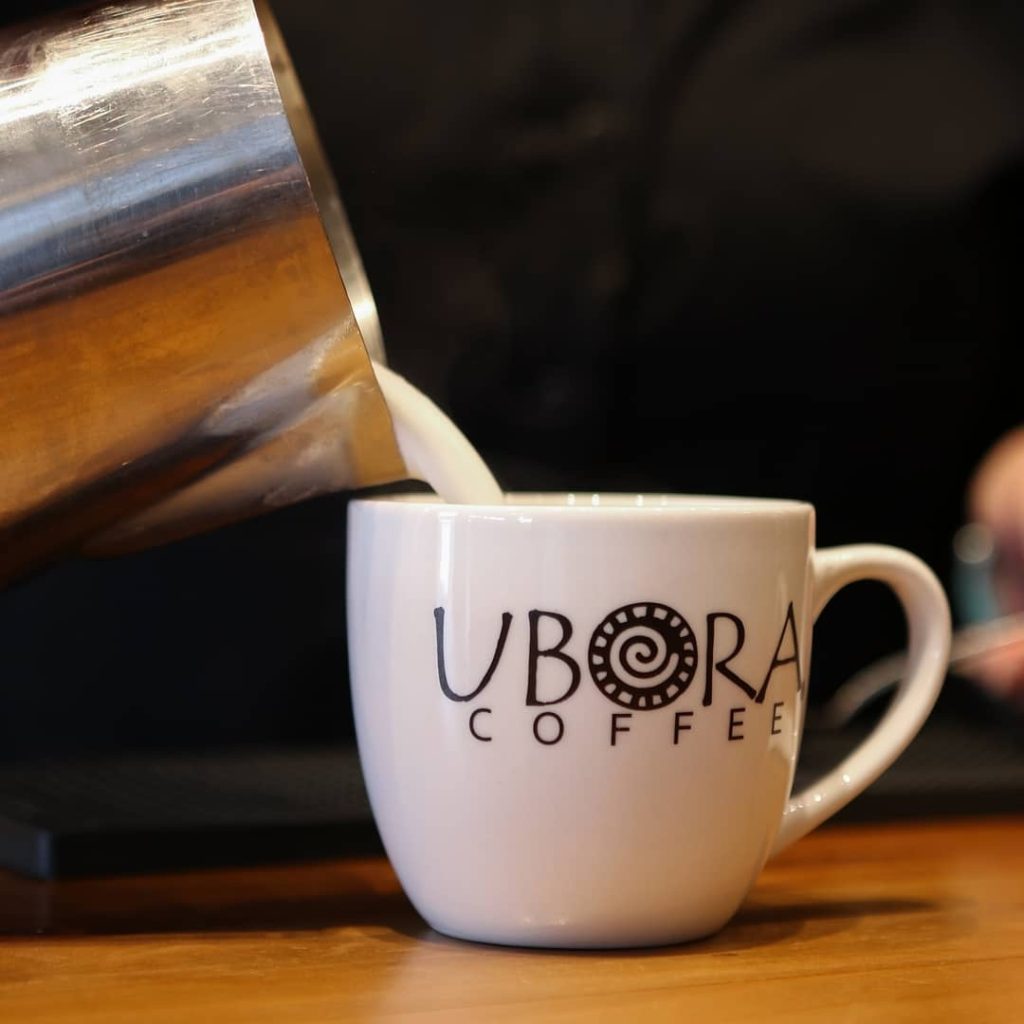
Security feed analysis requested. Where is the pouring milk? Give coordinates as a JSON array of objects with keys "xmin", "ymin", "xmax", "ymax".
[{"xmin": 372, "ymin": 362, "xmax": 504, "ymax": 505}]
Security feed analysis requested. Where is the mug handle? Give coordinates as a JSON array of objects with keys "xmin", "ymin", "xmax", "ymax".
[{"xmin": 770, "ymin": 544, "xmax": 951, "ymax": 856}]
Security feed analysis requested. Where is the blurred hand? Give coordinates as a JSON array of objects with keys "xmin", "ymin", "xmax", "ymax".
[{"xmin": 966, "ymin": 427, "xmax": 1024, "ymax": 706}]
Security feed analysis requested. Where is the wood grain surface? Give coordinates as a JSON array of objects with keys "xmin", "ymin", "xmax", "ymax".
[{"xmin": 0, "ymin": 817, "xmax": 1021, "ymax": 1023}]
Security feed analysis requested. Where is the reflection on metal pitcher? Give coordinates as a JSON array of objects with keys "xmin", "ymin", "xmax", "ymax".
[{"xmin": 0, "ymin": 0, "xmax": 405, "ymax": 582}]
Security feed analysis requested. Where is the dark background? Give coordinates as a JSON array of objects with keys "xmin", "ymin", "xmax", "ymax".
[{"xmin": 2, "ymin": 0, "xmax": 1022, "ymax": 761}]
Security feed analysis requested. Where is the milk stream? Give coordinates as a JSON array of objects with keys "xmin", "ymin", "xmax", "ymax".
[{"xmin": 372, "ymin": 362, "xmax": 504, "ymax": 504}]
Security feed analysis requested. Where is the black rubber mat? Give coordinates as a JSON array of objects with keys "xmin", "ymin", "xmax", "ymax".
[
  {"xmin": 0, "ymin": 681, "xmax": 1020, "ymax": 879},
  {"xmin": 0, "ymin": 746, "xmax": 380, "ymax": 879}
]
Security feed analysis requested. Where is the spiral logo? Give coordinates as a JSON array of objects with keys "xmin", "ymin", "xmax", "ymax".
[{"xmin": 588, "ymin": 603, "xmax": 697, "ymax": 710}]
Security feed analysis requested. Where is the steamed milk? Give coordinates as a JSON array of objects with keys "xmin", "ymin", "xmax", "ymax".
[{"xmin": 373, "ymin": 362, "xmax": 503, "ymax": 504}]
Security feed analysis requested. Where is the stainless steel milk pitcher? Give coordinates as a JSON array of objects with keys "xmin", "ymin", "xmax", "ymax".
[{"xmin": 0, "ymin": 0, "xmax": 406, "ymax": 584}]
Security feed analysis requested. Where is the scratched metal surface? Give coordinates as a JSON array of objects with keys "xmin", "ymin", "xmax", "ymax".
[{"xmin": 0, "ymin": 0, "xmax": 402, "ymax": 580}]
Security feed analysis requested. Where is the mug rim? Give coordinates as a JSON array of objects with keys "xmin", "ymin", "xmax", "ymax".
[{"xmin": 351, "ymin": 491, "xmax": 813, "ymax": 517}]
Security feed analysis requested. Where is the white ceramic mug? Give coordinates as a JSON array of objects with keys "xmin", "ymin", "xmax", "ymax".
[{"xmin": 347, "ymin": 494, "xmax": 951, "ymax": 948}]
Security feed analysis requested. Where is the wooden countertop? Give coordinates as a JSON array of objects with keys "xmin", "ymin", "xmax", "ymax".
[{"xmin": 1, "ymin": 817, "xmax": 1021, "ymax": 1022}]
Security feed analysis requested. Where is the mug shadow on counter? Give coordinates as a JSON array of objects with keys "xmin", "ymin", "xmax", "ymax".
[{"xmin": 428, "ymin": 895, "xmax": 938, "ymax": 959}]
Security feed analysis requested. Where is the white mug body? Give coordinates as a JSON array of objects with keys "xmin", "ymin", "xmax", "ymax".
[{"xmin": 347, "ymin": 494, "xmax": 949, "ymax": 948}]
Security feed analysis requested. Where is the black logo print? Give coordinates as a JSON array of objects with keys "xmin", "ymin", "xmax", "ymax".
[{"xmin": 588, "ymin": 603, "xmax": 698, "ymax": 710}]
